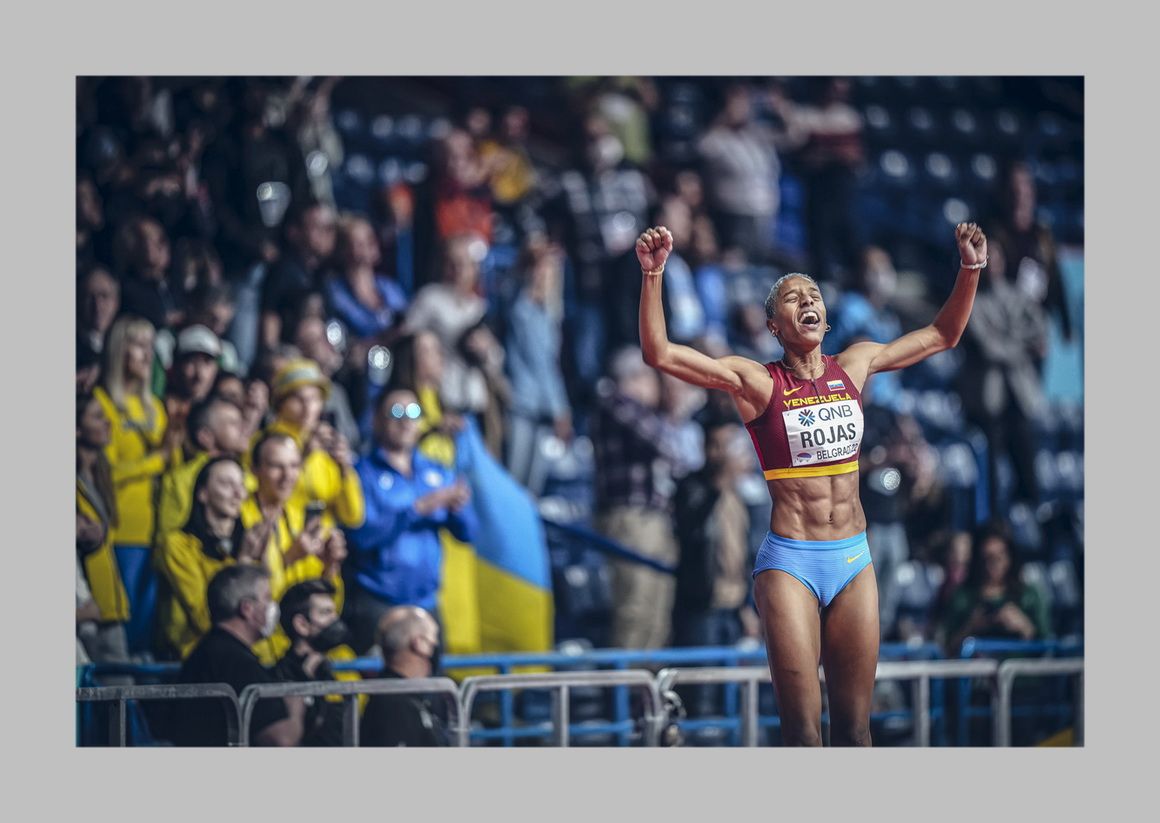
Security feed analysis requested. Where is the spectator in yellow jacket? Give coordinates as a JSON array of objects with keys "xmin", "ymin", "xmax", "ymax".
[
  {"xmin": 76, "ymin": 391, "xmax": 131, "ymax": 673},
  {"xmin": 155, "ymin": 395, "xmax": 252, "ymax": 550},
  {"xmin": 258, "ymin": 358, "xmax": 365, "ymax": 535},
  {"xmin": 155, "ymin": 456, "xmax": 274, "ymax": 660},
  {"xmin": 95, "ymin": 315, "xmax": 179, "ymax": 656},
  {"xmin": 244, "ymin": 431, "xmax": 348, "ymax": 664}
]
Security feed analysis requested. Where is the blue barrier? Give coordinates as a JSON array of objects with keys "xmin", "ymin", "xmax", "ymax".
[
  {"xmin": 80, "ymin": 640, "xmax": 1085, "ymax": 746},
  {"xmin": 955, "ymin": 637, "xmax": 1084, "ymax": 745}
]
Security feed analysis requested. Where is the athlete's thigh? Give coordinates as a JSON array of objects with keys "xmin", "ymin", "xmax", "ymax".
[
  {"xmin": 820, "ymin": 565, "xmax": 880, "ymax": 723},
  {"xmin": 753, "ymin": 570, "xmax": 823, "ymax": 720}
]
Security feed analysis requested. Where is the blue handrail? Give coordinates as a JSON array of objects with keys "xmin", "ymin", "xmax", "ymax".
[
  {"xmin": 82, "ymin": 640, "xmax": 1083, "ymax": 747},
  {"xmin": 954, "ymin": 637, "xmax": 1084, "ymax": 745}
]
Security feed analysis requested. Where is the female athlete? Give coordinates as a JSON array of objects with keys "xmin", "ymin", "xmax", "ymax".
[{"xmin": 638, "ymin": 221, "xmax": 987, "ymax": 745}]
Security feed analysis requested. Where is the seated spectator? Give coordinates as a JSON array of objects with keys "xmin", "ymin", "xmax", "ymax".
[
  {"xmin": 940, "ymin": 521, "xmax": 1052, "ymax": 654},
  {"xmin": 76, "ymin": 392, "xmax": 131, "ymax": 673},
  {"xmin": 476, "ymin": 104, "xmax": 538, "ymax": 210},
  {"xmin": 155, "ymin": 457, "xmax": 271, "ymax": 660},
  {"xmin": 432, "ymin": 129, "xmax": 493, "ymax": 244},
  {"xmin": 95, "ymin": 315, "xmax": 179, "ymax": 656},
  {"xmin": 345, "ymin": 387, "xmax": 477, "ymax": 654},
  {"xmin": 261, "ymin": 358, "xmax": 365, "ymax": 534},
  {"xmin": 456, "ymin": 319, "xmax": 510, "ymax": 459},
  {"xmin": 405, "ymin": 234, "xmax": 497, "ymax": 419},
  {"xmin": 360, "ymin": 606, "xmax": 449, "ymax": 747},
  {"xmin": 211, "ymin": 370, "xmax": 246, "ymax": 409},
  {"xmin": 161, "ymin": 325, "xmax": 223, "ymax": 462},
  {"xmin": 242, "ymin": 372, "xmax": 273, "ymax": 442},
  {"xmin": 241, "ymin": 431, "xmax": 348, "ymax": 664},
  {"xmin": 290, "ymin": 313, "xmax": 362, "ymax": 452},
  {"xmin": 325, "ymin": 214, "xmax": 409, "ymax": 345},
  {"xmin": 173, "ymin": 282, "xmax": 243, "ymax": 376},
  {"xmin": 696, "ymin": 83, "xmax": 783, "ymax": 263},
  {"xmin": 273, "ymin": 579, "xmax": 362, "ymax": 747},
  {"xmin": 931, "ymin": 529, "xmax": 973, "ymax": 645},
  {"xmin": 155, "ymin": 394, "xmax": 251, "ymax": 548},
  {"xmin": 611, "ymin": 193, "xmax": 706, "ymax": 351},
  {"xmin": 77, "ymin": 175, "xmax": 113, "ymax": 269},
  {"xmin": 113, "ymin": 215, "xmax": 182, "ymax": 332},
  {"xmin": 171, "ymin": 565, "xmax": 305, "ymax": 746},
  {"xmin": 77, "ymin": 264, "xmax": 119, "ymax": 368},
  {"xmin": 504, "ymin": 244, "xmax": 573, "ymax": 493},
  {"xmin": 260, "ymin": 199, "xmax": 337, "ymax": 350}
]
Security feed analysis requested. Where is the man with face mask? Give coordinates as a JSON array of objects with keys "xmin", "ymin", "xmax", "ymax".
[
  {"xmin": 273, "ymin": 579, "xmax": 362, "ymax": 746},
  {"xmin": 360, "ymin": 605, "xmax": 448, "ymax": 747},
  {"xmin": 172, "ymin": 564, "xmax": 305, "ymax": 746}
]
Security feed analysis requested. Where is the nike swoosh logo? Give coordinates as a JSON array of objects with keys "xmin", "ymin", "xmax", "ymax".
[
  {"xmin": 846, "ymin": 551, "xmax": 866, "ymax": 564},
  {"xmin": 783, "ymin": 386, "xmax": 804, "ymax": 396}
]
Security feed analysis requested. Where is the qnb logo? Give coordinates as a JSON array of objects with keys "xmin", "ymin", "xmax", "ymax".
[{"xmin": 798, "ymin": 409, "xmax": 816, "ymax": 427}]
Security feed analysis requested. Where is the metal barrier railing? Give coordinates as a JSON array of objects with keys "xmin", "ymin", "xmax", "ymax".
[
  {"xmin": 236, "ymin": 677, "xmax": 461, "ymax": 747},
  {"xmin": 995, "ymin": 658, "xmax": 1084, "ymax": 747},
  {"xmin": 76, "ymin": 655, "xmax": 1082, "ymax": 747},
  {"xmin": 657, "ymin": 659, "xmax": 1002, "ymax": 747},
  {"xmin": 76, "ymin": 683, "xmax": 242, "ymax": 746},
  {"xmin": 956, "ymin": 637, "xmax": 1084, "ymax": 745},
  {"xmin": 458, "ymin": 670, "xmax": 663, "ymax": 747}
]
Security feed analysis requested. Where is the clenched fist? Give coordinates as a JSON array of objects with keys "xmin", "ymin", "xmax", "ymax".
[
  {"xmin": 956, "ymin": 222, "xmax": 987, "ymax": 268},
  {"xmin": 636, "ymin": 226, "xmax": 673, "ymax": 274}
]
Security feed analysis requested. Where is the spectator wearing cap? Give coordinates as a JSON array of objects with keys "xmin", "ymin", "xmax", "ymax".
[
  {"xmin": 180, "ymin": 282, "xmax": 244, "ymax": 376},
  {"xmin": 273, "ymin": 579, "xmax": 363, "ymax": 746},
  {"xmin": 345, "ymin": 387, "xmax": 477, "ymax": 654},
  {"xmin": 161, "ymin": 324, "xmax": 222, "ymax": 466},
  {"xmin": 95, "ymin": 315, "xmax": 180, "ymax": 656},
  {"xmin": 259, "ymin": 358, "xmax": 365, "ymax": 535},
  {"xmin": 155, "ymin": 395, "xmax": 253, "ymax": 550},
  {"xmin": 290, "ymin": 312, "xmax": 362, "ymax": 452}
]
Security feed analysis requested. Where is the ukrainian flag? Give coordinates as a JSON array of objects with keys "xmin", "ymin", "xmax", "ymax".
[{"xmin": 453, "ymin": 416, "xmax": 554, "ymax": 666}]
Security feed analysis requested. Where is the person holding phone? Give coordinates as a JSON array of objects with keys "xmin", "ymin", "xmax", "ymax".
[
  {"xmin": 241, "ymin": 431, "xmax": 347, "ymax": 664},
  {"xmin": 940, "ymin": 520, "xmax": 1051, "ymax": 655},
  {"xmin": 257, "ymin": 358, "xmax": 366, "ymax": 537}
]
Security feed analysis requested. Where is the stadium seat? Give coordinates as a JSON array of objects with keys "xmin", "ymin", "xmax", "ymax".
[
  {"xmin": 1008, "ymin": 501, "xmax": 1045, "ymax": 556},
  {"xmin": 1020, "ymin": 561, "xmax": 1053, "ymax": 614},
  {"xmin": 1047, "ymin": 559, "xmax": 1082, "ymax": 636}
]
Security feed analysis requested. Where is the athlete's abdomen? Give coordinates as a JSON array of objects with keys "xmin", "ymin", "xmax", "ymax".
[{"xmin": 766, "ymin": 471, "xmax": 867, "ymax": 541}]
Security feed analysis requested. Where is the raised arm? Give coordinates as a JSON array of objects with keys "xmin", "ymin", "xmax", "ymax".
[
  {"xmin": 837, "ymin": 222, "xmax": 987, "ymax": 388},
  {"xmin": 636, "ymin": 226, "xmax": 772, "ymax": 419}
]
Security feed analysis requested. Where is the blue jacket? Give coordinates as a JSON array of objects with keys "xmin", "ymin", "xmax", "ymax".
[{"xmin": 347, "ymin": 447, "xmax": 477, "ymax": 611}]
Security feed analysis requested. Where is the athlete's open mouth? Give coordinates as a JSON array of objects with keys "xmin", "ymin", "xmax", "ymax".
[{"xmin": 799, "ymin": 310, "xmax": 821, "ymax": 331}]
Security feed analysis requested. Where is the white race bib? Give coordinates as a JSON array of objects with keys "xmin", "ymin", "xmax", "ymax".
[{"xmin": 781, "ymin": 397, "xmax": 864, "ymax": 467}]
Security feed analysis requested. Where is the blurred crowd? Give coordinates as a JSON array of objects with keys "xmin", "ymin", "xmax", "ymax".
[{"xmin": 75, "ymin": 77, "xmax": 1084, "ymax": 743}]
